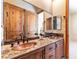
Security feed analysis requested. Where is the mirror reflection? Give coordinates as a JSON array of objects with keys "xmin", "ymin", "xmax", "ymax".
[
  {"xmin": 3, "ymin": 1, "xmax": 53, "ymax": 43},
  {"xmin": 53, "ymin": 16, "xmax": 62, "ymax": 30},
  {"xmin": 44, "ymin": 12, "xmax": 52, "ymax": 32}
]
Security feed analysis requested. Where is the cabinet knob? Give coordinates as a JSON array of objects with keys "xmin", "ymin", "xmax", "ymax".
[{"xmin": 49, "ymin": 47, "xmax": 53, "ymax": 50}]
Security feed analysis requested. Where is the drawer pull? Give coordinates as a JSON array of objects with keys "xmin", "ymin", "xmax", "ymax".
[
  {"xmin": 49, "ymin": 47, "xmax": 53, "ymax": 50},
  {"xmin": 49, "ymin": 55, "xmax": 53, "ymax": 58}
]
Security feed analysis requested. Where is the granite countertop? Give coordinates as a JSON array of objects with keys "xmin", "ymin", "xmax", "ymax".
[{"xmin": 1, "ymin": 37, "xmax": 63, "ymax": 59}]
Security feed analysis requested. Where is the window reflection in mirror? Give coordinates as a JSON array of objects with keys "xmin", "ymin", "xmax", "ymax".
[
  {"xmin": 37, "ymin": 12, "xmax": 44, "ymax": 35},
  {"xmin": 53, "ymin": 16, "xmax": 62, "ymax": 30}
]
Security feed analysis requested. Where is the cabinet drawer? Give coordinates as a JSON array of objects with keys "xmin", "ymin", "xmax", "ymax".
[
  {"xmin": 45, "ymin": 43, "xmax": 55, "ymax": 53},
  {"xmin": 56, "ymin": 40, "xmax": 64, "ymax": 46}
]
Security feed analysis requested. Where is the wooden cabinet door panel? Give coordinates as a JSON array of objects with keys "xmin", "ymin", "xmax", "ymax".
[
  {"xmin": 17, "ymin": 48, "xmax": 44, "ymax": 59},
  {"xmin": 18, "ymin": 54, "xmax": 34, "ymax": 59},
  {"xmin": 4, "ymin": 3, "xmax": 11, "ymax": 40},
  {"xmin": 45, "ymin": 43, "xmax": 56, "ymax": 59},
  {"xmin": 4, "ymin": 3, "xmax": 24, "ymax": 40},
  {"xmin": 34, "ymin": 51, "xmax": 43, "ymax": 59},
  {"xmin": 56, "ymin": 40, "xmax": 64, "ymax": 59},
  {"xmin": 9, "ymin": 5, "xmax": 16, "ymax": 32}
]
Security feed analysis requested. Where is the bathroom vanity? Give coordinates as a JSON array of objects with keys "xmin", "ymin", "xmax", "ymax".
[
  {"xmin": 2, "ymin": 38, "xmax": 64, "ymax": 59},
  {"xmin": 2, "ymin": 1, "xmax": 65, "ymax": 59}
]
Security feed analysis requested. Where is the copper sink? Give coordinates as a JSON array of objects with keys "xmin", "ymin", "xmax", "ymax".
[{"xmin": 12, "ymin": 42, "xmax": 37, "ymax": 51}]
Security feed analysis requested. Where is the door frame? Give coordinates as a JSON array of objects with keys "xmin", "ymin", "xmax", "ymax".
[{"xmin": 65, "ymin": 0, "xmax": 69, "ymax": 59}]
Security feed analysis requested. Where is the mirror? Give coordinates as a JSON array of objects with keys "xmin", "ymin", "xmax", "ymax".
[
  {"xmin": 53, "ymin": 16, "xmax": 62, "ymax": 30},
  {"xmin": 3, "ymin": 0, "xmax": 53, "ymax": 43},
  {"xmin": 44, "ymin": 12, "xmax": 52, "ymax": 32}
]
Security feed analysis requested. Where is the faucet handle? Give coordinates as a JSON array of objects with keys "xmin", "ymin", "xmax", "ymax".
[{"xmin": 11, "ymin": 43, "xmax": 14, "ymax": 47}]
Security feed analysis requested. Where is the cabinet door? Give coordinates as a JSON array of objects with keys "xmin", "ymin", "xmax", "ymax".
[
  {"xmin": 18, "ymin": 54, "xmax": 35, "ymax": 59},
  {"xmin": 17, "ymin": 48, "xmax": 44, "ymax": 59},
  {"xmin": 18, "ymin": 52, "xmax": 43, "ymax": 59},
  {"xmin": 4, "ymin": 3, "xmax": 11, "ymax": 40},
  {"xmin": 56, "ymin": 40, "xmax": 64, "ymax": 59},
  {"xmin": 45, "ymin": 43, "xmax": 55, "ymax": 59},
  {"xmin": 4, "ymin": 3, "xmax": 24, "ymax": 40},
  {"xmin": 9, "ymin": 5, "xmax": 17, "ymax": 39},
  {"xmin": 34, "ymin": 50, "xmax": 43, "ymax": 59}
]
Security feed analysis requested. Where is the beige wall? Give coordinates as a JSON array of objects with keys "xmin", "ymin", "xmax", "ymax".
[
  {"xmin": 52, "ymin": 0, "xmax": 66, "ymax": 16},
  {"xmin": 69, "ymin": 13, "xmax": 77, "ymax": 41}
]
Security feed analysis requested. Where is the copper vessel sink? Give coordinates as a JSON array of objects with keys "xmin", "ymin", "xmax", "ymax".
[{"xmin": 12, "ymin": 42, "xmax": 37, "ymax": 51}]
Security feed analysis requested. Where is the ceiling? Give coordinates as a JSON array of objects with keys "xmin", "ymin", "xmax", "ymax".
[{"xmin": 69, "ymin": 0, "xmax": 77, "ymax": 14}]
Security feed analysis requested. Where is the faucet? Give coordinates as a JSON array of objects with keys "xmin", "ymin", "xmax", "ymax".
[{"xmin": 19, "ymin": 33, "xmax": 25, "ymax": 43}]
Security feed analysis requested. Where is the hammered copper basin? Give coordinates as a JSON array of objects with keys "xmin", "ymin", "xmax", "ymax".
[{"xmin": 12, "ymin": 42, "xmax": 37, "ymax": 51}]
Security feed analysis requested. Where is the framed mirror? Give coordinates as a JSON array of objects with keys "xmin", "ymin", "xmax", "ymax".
[
  {"xmin": 3, "ymin": 0, "xmax": 53, "ymax": 43},
  {"xmin": 53, "ymin": 16, "xmax": 62, "ymax": 30},
  {"xmin": 44, "ymin": 12, "xmax": 52, "ymax": 32}
]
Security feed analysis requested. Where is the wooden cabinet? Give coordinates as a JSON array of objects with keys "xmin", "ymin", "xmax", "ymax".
[
  {"xmin": 46, "ymin": 51, "xmax": 55, "ymax": 59},
  {"xmin": 15, "ymin": 48, "xmax": 44, "ymax": 59},
  {"xmin": 45, "ymin": 43, "xmax": 55, "ymax": 59},
  {"xmin": 4, "ymin": 2, "xmax": 36, "ymax": 40},
  {"xmin": 17, "ymin": 53, "xmax": 35, "ymax": 59},
  {"xmin": 13, "ymin": 39, "xmax": 64, "ymax": 59},
  {"xmin": 4, "ymin": 3, "xmax": 11, "ymax": 40},
  {"xmin": 4, "ymin": 3, "xmax": 24, "ymax": 40},
  {"xmin": 55, "ymin": 39, "xmax": 64, "ymax": 59}
]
